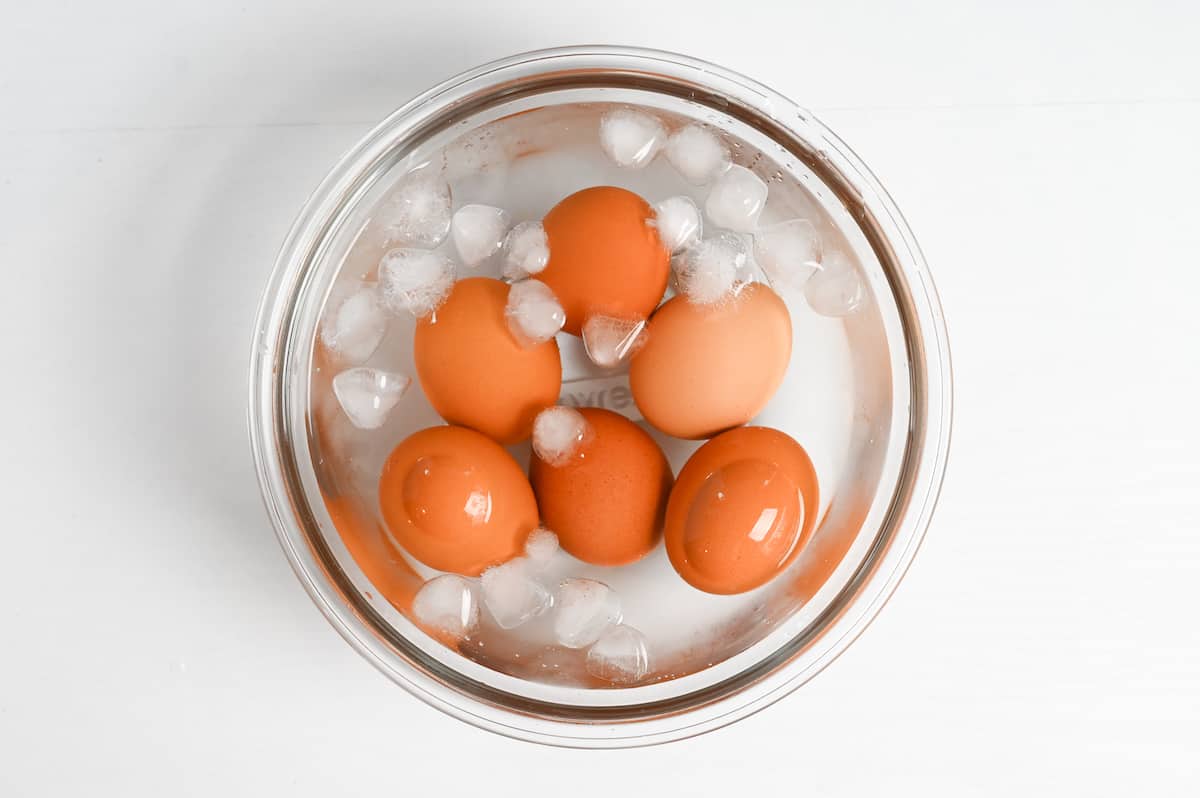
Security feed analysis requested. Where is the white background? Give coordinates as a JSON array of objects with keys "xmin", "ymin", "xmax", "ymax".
[{"xmin": 2, "ymin": 1, "xmax": 1198, "ymax": 795}]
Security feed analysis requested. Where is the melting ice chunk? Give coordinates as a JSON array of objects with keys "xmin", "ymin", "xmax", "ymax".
[
  {"xmin": 599, "ymin": 108, "xmax": 666, "ymax": 169},
  {"xmin": 586, "ymin": 624, "xmax": 650, "ymax": 684},
  {"xmin": 501, "ymin": 221, "xmax": 551, "ymax": 280},
  {"xmin": 673, "ymin": 232, "xmax": 748, "ymax": 305},
  {"xmin": 705, "ymin": 165, "xmax": 768, "ymax": 233},
  {"xmin": 532, "ymin": 406, "xmax": 590, "ymax": 467},
  {"xmin": 377, "ymin": 168, "xmax": 453, "ymax": 248},
  {"xmin": 378, "ymin": 248, "xmax": 456, "ymax": 318},
  {"xmin": 554, "ymin": 578, "xmax": 621, "ymax": 649},
  {"xmin": 412, "ymin": 574, "xmax": 480, "ymax": 638},
  {"xmin": 451, "ymin": 203, "xmax": 511, "ymax": 268},
  {"xmin": 524, "ymin": 527, "xmax": 560, "ymax": 567},
  {"xmin": 805, "ymin": 250, "xmax": 865, "ymax": 317},
  {"xmin": 481, "ymin": 558, "xmax": 553, "ymax": 630},
  {"xmin": 331, "ymin": 367, "xmax": 410, "ymax": 429},
  {"xmin": 653, "ymin": 196, "xmax": 702, "ymax": 253},
  {"xmin": 754, "ymin": 218, "xmax": 822, "ymax": 291},
  {"xmin": 581, "ymin": 315, "xmax": 647, "ymax": 368},
  {"xmin": 319, "ymin": 286, "xmax": 387, "ymax": 362},
  {"xmin": 665, "ymin": 124, "xmax": 730, "ymax": 184},
  {"xmin": 504, "ymin": 279, "xmax": 565, "ymax": 347}
]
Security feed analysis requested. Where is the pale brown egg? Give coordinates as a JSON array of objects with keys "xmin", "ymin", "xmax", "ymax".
[
  {"xmin": 629, "ymin": 282, "xmax": 792, "ymax": 439},
  {"xmin": 664, "ymin": 426, "xmax": 819, "ymax": 594},
  {"xmin": 379, "ymin": 425, "xmax": 539, "ymax": 576},
  {"xmin": 529, "ymin": 408, "xmax": 673, "ymax": 566},
  {"xmin": 413, "ymin": 277, "xmax": 562, "ymax": 444}
]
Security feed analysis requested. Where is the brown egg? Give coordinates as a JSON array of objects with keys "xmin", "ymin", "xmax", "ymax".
[
  {"xmin": 665, "ymin": 427, "xmax": 819, "ymax": 594},
  {"xmin": 379, "ymin": 425, "xmax": 539, "ymax": 576},
  {"xmin": 414, "ymin": 277, "xmax": 562, "ymax": 444},
  {"xmin": 529, "ymin": 408, "xmax": 673, "ymax": 566},
  {"xmin": 539, "ymin": 186, "xmax": 670, "ymax": 335},
  {"xmin": 629, "ymin": 282, "xmax": 791, "ymax": 439}
]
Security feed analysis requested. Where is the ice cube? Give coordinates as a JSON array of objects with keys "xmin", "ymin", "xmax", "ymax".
[
  {"xmin": 653, "ymin": 196, "xmax": 702, "ymax": 253},
  {"xmin": 331, "ymin": 367, "xmax": 410, "ymax": 429},
  {"xmin": 480, "ymin": 558, "xmax": 553, "ymax": 630},
  {"xmin": 319, "ymin": 286, "xmax": 387, "ymax": 362},
  {"xmin": 581, "ymin": 315, "xmax": 647, "ymax": 368},
  {"xmin": 805, "ymin": 250, "xmax": 865, "ymax": 317},
  {"xmin": 412, "ymin": 574, "xmax": 480, "ymax": 638},
  {"xmin": 673, "ymin": 232, "xmax": 748, "ymax": 305},
  {"xmin": 586, "ymin": 624, "xmax": 650, "ymax": 684},
  {"xmin": 504, "ymin": 279, "xmax": 565, "ymax": 347},
  {"xmin": 554, "ymin": 578, "xmax": 621, "ymax": 649},
  {"xmin": 377, "ymin": 168, "xmax": 453, "ymax": 248},
  {"xmin": 665, "ymin": 124, "xmax": 730, "ymax": 184},
  {"xmin": 754, "ymin": 218, "xmax": 822, "ymax": 291},
  {"xmin": 524, "ymin": 527, "xmax": 560, "ymax": 567},
  {"xmin": 705, "ymin": 165, "xmax": 768, "ymax": 233},
  {"xmin": 532, "ymin": 406, "xmax": 591, "ymax": 467},
  {"xmin": 599, "ymin": 108, "xmax": 666, "ymax": 169},
  {"xmin": 501, "ymin": 221, "xmax": 550, "ymax": 280},
  {"xmin": 451, "ymin": 203, "xmax": 511, "ymax": 268},
  {"xmin": 378, "ymin": 248, "xmax": 456, "ymax": 318}
]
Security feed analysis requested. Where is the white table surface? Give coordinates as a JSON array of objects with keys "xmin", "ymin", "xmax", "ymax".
[{"xmin": 3, "ymin": 2, "xmax": 1198, "ymax": 794}]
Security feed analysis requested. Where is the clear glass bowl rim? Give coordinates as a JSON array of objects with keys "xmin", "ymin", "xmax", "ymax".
[{"xmin": 248, "ymin": 44, "xmax": 953, "ymax": 748}]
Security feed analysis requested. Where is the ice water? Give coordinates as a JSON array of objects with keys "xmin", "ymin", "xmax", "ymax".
[{"xmin": 310, "ymin": 102, "xmax": 889, "ymax": 687}]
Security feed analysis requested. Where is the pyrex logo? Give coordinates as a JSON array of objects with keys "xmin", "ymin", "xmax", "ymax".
[{"xmin": 558, "ymin": 375, "xmax": 642, "ymax": 422}]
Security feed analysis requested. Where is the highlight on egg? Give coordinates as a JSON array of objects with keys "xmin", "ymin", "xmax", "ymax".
[{"xmin": 664, "ymin": 426, "xmax": 820, "ymax": 595}]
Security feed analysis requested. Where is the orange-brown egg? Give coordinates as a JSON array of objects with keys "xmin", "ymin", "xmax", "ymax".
[
  {"xmin": 414, "ymin": 277, "xmax": 562, "ymax": 444},
  {"xmin": 379, "ymin": 425, "xmax": 539, "ymax": 575},
  {"xmin": 630, "ymin": 282, "xmax": 791, "ymax": 439},
  {"xmin": 665, "ymin": 426, "xmax": 819, "ymax": 594},
  {"xmin": 539, "ymin": 186, "xmax": 670, "ymax": 335},
  {"xmin": 529, "ymin": 408, "xmax": 673, "ymax": 566}
]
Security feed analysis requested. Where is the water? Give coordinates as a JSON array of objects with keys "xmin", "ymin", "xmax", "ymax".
[{"xmin": 311, "ymin": 102, "xmax": 881, "ymax": 687}]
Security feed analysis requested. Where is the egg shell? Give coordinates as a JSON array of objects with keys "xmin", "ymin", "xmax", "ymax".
[
  {"xmin": 414, "ymin": 277, "xmax": 562, "ymax": 444},
  {"xmin": 529, "ymin": 408, "xmax": 673, "ymax": 566},
  {"xmin": 665, "ymin": 426, "xmax": 819, "ymax": 595},
  {"xmin": 379, "ymin": 425, "xmax": 539, "ymax": 576},
  {"xmin": 539, "ymin": 186, "xmax": 670, "ymax": 336},
  {"xmin": 629, "ymin": 282, "xmax": 792, "ymax": 440}
]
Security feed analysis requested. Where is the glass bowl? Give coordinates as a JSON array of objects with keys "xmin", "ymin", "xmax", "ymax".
[{"xmin": 249, "ymin": 45, "xmax": 951, "ymax": 747}]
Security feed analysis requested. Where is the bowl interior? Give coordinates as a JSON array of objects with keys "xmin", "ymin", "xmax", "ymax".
[{"xmin": 254, "ymin": 50, "xmax": 940, "ymax": 740}]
